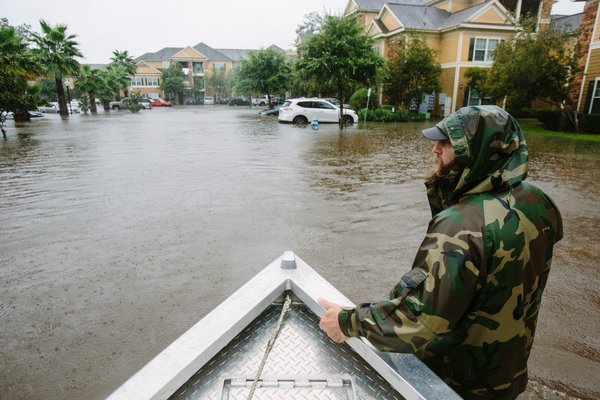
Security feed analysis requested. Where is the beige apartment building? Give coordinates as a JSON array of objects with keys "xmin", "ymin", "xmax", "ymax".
[
  {"xmin": 130, "ymin": 43, "xmax": 287, "ymax": 104},
  {"xmin": 344, "ymin": 0, "xmax": 554, "ymax": 115}
]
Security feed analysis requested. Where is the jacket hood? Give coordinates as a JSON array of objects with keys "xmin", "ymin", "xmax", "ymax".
[{"xmin": 426, "ymin": 106, "xmax": 528, "ymax": 214}]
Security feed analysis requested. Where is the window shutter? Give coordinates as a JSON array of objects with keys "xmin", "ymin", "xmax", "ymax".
[
  {"xmin": 463, "ymin": 86, "xmax": 470, "ymax": 107},
  {"xmin": 468, "ymin": 38, "xmax": 475, "ymax": 61},
  {"xmin": 584, "ymin": 81, "xmax": 595, "ymax": 114}
]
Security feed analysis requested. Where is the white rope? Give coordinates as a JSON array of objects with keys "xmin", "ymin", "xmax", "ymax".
[{"xmin": 246, "ymin": 294, "xmax": 292, "ymax": 400}]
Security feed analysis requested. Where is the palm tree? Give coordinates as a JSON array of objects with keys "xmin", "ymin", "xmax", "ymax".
[
  {"xmin": 110, "ymin": 50, "xmax": 137, "ymax": 97},
  {"xmin": 32, "ymin": 20, "xmax": 82, "ymax": 117},
  {"xmin": 107, "ymin": 63, "xmax": 131, "ymax": 100},
  {"xmin": 75, "ymin": 65, "xmax": 103, "ymax": 113}
]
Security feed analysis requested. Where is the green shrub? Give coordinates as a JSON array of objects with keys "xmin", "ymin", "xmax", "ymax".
[
  {"xmin": 358, "ymin": 107, "xmax": 409, "ymax": 122},
  {"xmin": 578, "ymin": 113, "xmax": 600, "ymax": 134},
  {"xmin": 506, "ymin": 107, "xmax": 540, "ymax": 118},
  {"xmin": 127, "ymin": 92, "xmax": 143, "ymax": 113},
  {"xmin": 536, "ymin": 109, "xmax": 576, "ymax": 132},
  {"xmin": 78, "ymin": 96, "xmax": 90, "ymax": 113},
  {"xmin": 349, "ymin": 88, "xmax": 378, "ymax": 112}
]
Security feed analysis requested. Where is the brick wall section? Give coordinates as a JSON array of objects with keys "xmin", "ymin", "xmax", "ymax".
[
  {"xmin": 538, "ymin": 0, "xmax": 555, "ymax": 31},
  {"xmin": 571, "ymin": 0, "xmax": 599, "ymax": 110}
]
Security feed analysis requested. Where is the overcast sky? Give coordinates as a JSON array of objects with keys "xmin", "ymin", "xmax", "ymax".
[{"xmin": 2, "ymin": 0, "xmax": 585, "ymax": 64}]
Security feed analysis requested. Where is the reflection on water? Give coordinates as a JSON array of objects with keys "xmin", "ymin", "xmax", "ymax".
[{"xmin": 1, "ymin": 108, "xmax": 599, "ymax": 399}]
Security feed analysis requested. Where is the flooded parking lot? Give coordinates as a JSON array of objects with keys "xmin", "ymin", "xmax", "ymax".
[{"xmin": 1, "ymin": 106, "xmax": 599, "ymax": 399}]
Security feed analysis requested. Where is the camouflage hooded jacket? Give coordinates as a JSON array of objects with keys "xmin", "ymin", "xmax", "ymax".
[{"xmin": 338, "ymin": 106, "xmax": 563, "ymax": 399}]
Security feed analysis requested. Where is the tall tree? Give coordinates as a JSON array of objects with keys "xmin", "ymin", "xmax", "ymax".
[
  {"xmin": 160, "ymin": 64, "xmax": 185, "ymax": 104},
  {"xmin": 297, "ymin": 15, "xmax": 384, "ymax": 126},
  {"xmin": 110, "ymin": 50, "xmax": 137, "ymax": 97},
  {"xmin": 383, "ymin": 33, "xmax": 441, "ymax": 110},
  {"xmin": 106, "ymin": 63, "xmax": 130, "ymax": 100},
  {"xmin": 31, "ymin": 20, "xmax": 82, "ymax": 117},
  {"xmin": 75, "ymin": 65, "xmax": 103, "ymax": 113},
  {"xmin": 0, "ymin": 22, "xmax": 41, "ymax": 136},
  {"xmin": 296, "ymin": 12, "xmax": 324, "ymax": 38},
  {"xmin": 206, "ymin": 67, "xmax": 233, "ymax": 102},
  {"xmin": 235, "ymin": 48, "xmax": 290, "ymax": 106},
  {"xmin": 487, "ymin": 18, "xmax": 581, "ymax": 124}
]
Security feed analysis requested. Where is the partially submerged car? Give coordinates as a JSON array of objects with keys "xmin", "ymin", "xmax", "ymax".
[
  {"xmin": 258, "ymin": 105, "xmax": 282, "ymax": 116},
  {"xmin": 278, "ymin": 98, "xmax": 358, "ymax": 125},
  {"xmin": 150, "ymin": 98, "xmax": 173, "ymax": 107}
]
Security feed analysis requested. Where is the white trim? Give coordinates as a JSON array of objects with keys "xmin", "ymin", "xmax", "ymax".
[
  {"xmin": 577, "ymin": 3, "xmax": 600, "ymax": 112},
  {"xmin": 591, "ymin": 42, "xmax": 600, "ymax": 51},
  {"xmin": 589, "ymin": 78, "xmax": 600, "ymax": 114},
  {"xmin": 441, "ymin": 61, "xmax": 494, "ymax": 69},
  {"xmin": 452, "ymin": 31, "xmax": 464, "ymax": 112},
  {"xmin": 440, "ymin": 23, "xmax": 517, "ymax": 33}
]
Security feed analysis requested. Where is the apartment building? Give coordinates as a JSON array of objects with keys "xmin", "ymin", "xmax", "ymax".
[
  {"xmin": 344, "ymin": 0, "xmax": 554, "ymax": 115},
  {"xmin": 131, "ymin": 43, "xmax": 287, "ymax": 104}
]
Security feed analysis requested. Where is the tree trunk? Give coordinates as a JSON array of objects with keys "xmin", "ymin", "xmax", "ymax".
[
  {"xmin": 13, "ymin": 108, "xmax": 31, "ymax": 122},
  {"xmin": 55, "ymin": 77, "xmax": 69, "ymax": 117},
  {"xmin": 90, "ymin": 94, "xmax": 98, "ymax": 114},
  {"xmin": 1, "ymin": 125, "xmax": 6, "ymax": 139},
  {"xmin": 103, "ymin": 100, "xmax": 110, "ymax": 112}
]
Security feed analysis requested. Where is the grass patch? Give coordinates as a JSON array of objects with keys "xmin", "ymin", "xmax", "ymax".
[{"xmin": 518, "ymin": 119, "xmax": 600, "ymax": 142}]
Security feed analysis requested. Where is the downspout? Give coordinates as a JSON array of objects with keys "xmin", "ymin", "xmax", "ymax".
[
  {"xmin": 577, "ymin": 0, "xmax": 600, "ymax": 113},
  {"xmin": 452, "ymin": 31, "xmax": 464, "ymax": 112},
  {"xmin": 515, "ymin": 0, "xmax": 522, "ymax": 20}
]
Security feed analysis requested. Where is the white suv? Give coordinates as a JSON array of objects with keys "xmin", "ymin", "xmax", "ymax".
[{"xmin": 278, "ymin": 98, "xmax": 358, "ymax": 125}]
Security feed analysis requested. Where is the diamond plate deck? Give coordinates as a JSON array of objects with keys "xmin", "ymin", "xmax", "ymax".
[{"xmin": 170, "ymin": 299, "xmax": 404, "ymax": 400}]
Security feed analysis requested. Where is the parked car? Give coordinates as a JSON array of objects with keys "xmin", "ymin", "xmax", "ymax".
[
  {"xmin": 323, "ymin": 98, "xmax": 351, "ymax": 110},
  {"xmin": 6, "ymin": 110, "xmax": 44, "ymax": 119},
  {"xmin": 228, "ymin": 96, "xmax": 251, "ymax": 106},
  {"xmin": 258, "ymin": 105, "xmax": 282, "ymax": 116},
  {"xmin": 278, "ymin": 98, "xmax": 358, "ymax": 125},
  {"xmin": 150, "ymin": 98, "xmax": 172, "ymax": 107},
  {"xmin": 110, "ymin": 97, "xmax": 151, "ymax": 110},
  {"xmin": 68, "ymin": 99, "xmax": 81, "ymax": 113},
  {"xmin": 204, "ymin": 96, "xmax": 214, "ymax": 105},
  {"xmin": 38, "ymin": 102, "xmax": 59, "ymax": 113}
]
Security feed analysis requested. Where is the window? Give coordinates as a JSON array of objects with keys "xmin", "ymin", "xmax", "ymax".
[
  {"xmin": 589, "ymin": 79, "xmax": 600, "ymax": 114},
  {"xmin": 147, "ymin": 77, "xmax": 159, "ymax": 86},
  {"xmin": 315, "ymin": 101, "xmax": 335, "ymax": 110},
  {"xmin": 467, "ymin": 87, "xmax": 494, "ymax": 106},
  {"xmin": 131, "ymin": 77, "xmax": 144, "ymax": 86},
  {"xmin": 469, "ymin": 37, "xmax": 500, "ymax": 62},
  {"xmin": 213, "ymin": 63, "xmax": 225, "ymax": 71},
  {"xmin": 192, "ymin": 62, "xmax": 204, "ymax": 73}
]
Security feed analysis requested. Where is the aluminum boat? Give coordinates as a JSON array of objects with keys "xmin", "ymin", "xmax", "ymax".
[{"xmin": 107, "ymin": 251, "xmax": 460, "ymax": 399}]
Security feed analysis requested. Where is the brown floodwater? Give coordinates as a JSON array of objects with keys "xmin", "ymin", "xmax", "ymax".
[{"xmin": 1, "ymin": 107, "xmax": 598, "ymax": 399}]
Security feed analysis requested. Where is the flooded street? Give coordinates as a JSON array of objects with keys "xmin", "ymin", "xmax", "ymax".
[{"xmin": 1, "ymin": 106, "xmax": 599, "ymax": 399}]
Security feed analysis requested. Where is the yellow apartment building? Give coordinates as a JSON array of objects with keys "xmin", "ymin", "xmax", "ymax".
[{"xmin": 344, "ymin": 0, "xmax": 554, "ymax": 115}]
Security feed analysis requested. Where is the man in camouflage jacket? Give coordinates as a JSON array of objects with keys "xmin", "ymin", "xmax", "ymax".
[{"xmin": 319, "ymin": 106, "xmax": 563, "ymax": 399}]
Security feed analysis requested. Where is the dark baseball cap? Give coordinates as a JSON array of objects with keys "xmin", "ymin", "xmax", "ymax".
[{"xmin": 421, "ymin": 125, "xmax": 448, "ymax": 141}]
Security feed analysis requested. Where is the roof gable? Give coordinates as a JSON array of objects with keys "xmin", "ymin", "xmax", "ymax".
[
  {"xmin": 135, "ymin": 61, "xmax": 162, "ymax": 75},
  {"xmin": 193, "ymin": 42, "xmax": 231, "ymax": 61},
  {"xmin": 171, "ymin": 46, "xmax": 207, "ymax": 60}
]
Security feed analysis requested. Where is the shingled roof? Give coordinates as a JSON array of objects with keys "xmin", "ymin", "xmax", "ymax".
[
  {"xmin": 382, "ymin": 0, "xmax": 501, "ymax": 31},
  {"xmin": 135, "ymin": 47, "xmax": 184, "ymax": 62}
]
